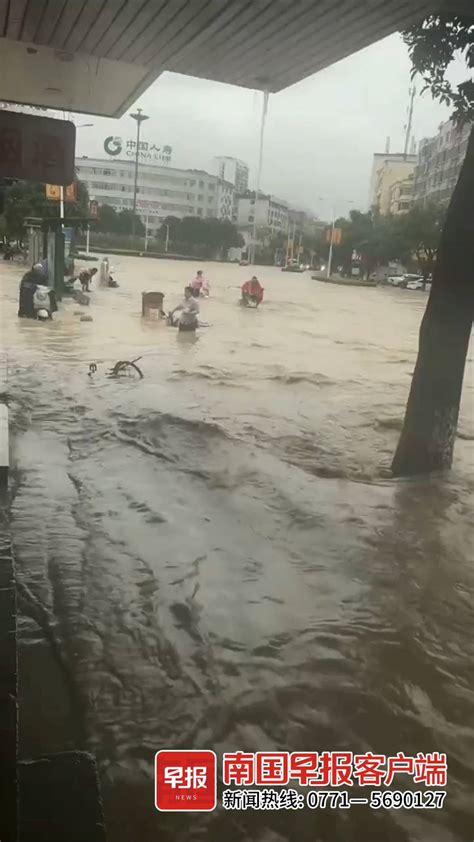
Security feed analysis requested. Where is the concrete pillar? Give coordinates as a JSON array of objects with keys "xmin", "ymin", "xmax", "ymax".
[{"xmin": 0, "ymin": 355, "xmax": 8, "ymax": 490}]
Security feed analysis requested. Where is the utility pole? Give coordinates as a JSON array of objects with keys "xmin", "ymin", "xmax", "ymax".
[
  {"xmin": 327, "ymin": 210, "xmax": 335, "ymax": 279},
  {"xmin": 130, "ymin": 108, "xmax": 149, "ymax": 238},
  {"xmin": 144, "ymin": 215, "xmax": 149, "ymax": 252},
  {"xmin": 59, "ymin": 185, "xmax": 64, "ymax": 228},
  {"xmin": 251, "ymin": 89, "xmax": 270, "ymax": 264},
  {"xmin": 404, "ymin": 85, "xmax": 416, "ymax": 159}
]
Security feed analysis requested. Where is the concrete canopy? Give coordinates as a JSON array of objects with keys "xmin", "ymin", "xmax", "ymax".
[{"xmin": 0, "ymin": 0, "xmax": 470, "ymax": 117}]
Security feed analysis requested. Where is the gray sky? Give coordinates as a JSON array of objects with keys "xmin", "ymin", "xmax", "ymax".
[{"xmin": 75, "ymin": 32, "xmax": 459, "ymax": 221}]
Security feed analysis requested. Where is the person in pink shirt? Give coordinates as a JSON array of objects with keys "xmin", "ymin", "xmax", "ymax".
[
  {"xmin": 191, "ymin": 270, "xmax": 205, "ymax": 298},
  {"xmin": 200, "ymin": 276, "xmax": 210, "ymax": 297}
]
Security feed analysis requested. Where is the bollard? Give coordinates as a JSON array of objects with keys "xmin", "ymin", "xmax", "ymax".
[{"xmin": 142, "ymin": 291, "xmax": 164, "ymax": 318}]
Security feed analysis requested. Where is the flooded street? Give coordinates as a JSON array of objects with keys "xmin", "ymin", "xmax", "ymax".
[{"xmin": 1, "ymin": 256, "xmax": 474, "ymax": 842}]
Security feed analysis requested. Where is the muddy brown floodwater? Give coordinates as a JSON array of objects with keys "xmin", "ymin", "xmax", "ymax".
[{"xmin": 1, "ymin": 257, "xmax": 474, "ymax": 842}]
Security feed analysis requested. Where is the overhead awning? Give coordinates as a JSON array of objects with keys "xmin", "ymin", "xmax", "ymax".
[{"xmin": 0, "ymin": 0, "xmax": 470, "ymax": 117}]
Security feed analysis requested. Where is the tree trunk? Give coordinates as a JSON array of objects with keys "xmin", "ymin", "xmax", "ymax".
[{"xmin": 392, "ymin": 125, "xmax": 474, "ymax": 476}]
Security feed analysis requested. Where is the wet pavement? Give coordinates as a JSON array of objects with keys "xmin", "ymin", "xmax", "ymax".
[{"xmin": 1, "ymin": 257, "xmax": 473, "ymax": 841}]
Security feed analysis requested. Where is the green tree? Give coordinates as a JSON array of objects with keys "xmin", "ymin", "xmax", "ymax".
[
  {"xmin": 96, "ymin": 203, "xmax": 119, "ymax": 234},
  {"xmin": 323, "ymin": 210, "xmax": 410, "ymax": 276},
  {"xmin": 396, "ymin": 203, "xmax": 445, "ymax": 284},
  {"xmin": 157, "ymin": 216, "xmax": 180, "ymax": 244},
  {"xmin": 95, "ymin": 203, "xmax": 145, "ymax": 236},
  {"xmin": 158, "ymin": 215, "xmax": 243, "ymax": 257},
  {"xmin": 116, "ymin": 209, "xmax": 145, "ymax": 236},
  {"xmin": 4, "ymin": 178, "xmax": 89, "ymax": 241},
  {"xmin": 392, "ymin": 15, "xmax": 474, "ymax": 476}
]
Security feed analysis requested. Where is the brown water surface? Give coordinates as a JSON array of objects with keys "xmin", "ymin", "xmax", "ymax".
[{"xmin": 1, "ymin": 258, "xmax": 473, "ymax": 841}]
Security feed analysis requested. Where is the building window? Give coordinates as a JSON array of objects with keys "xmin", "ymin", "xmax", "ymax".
[
  {"xmin": 208, "ymin": 196, "xmax": 213, "ymax": 203},
  {"xmin": 208, "ymin": 183, "xmax": 215, "ymax": 191},
  {"xmin": 198, "ymin": 194, "xmax": 204, "ymax": 201},
  {"xmin": 199, "ymin": 180, "xmax": 204, "ymax": 188},
  {"xmin": 197, "ymin": 207, "xmax": 203, "ymax": 216},
  {"xmin": 249, "ymin": 215, "xmax": 254, "ymax": 222}
]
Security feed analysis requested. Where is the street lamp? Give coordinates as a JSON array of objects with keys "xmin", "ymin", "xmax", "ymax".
[
  {"xmin": 317, "ymin": 197, "xmax": 354, "ymax": 278},
  {"xmin": 250, "ymin": 89, "xmax": 270, "ymax": 265},
  {"xmin": 130, "ymin": 108, "xmax": 149, "ymax": 237}
]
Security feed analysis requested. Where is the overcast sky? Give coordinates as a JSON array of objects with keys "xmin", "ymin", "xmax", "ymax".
[{"xmin": 74, "ymin": 31, "xmax": 460, "ymax": 221}]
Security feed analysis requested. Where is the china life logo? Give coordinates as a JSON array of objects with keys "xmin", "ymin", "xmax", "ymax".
[{"xmin": 103, "ymin": 136, "xmax": 172, "ymax": 164}]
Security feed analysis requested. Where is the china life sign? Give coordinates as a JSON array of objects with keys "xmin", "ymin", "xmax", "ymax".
[{"xmin": 104, "ymin": 136, "xmax": 172, "ymax": 164}]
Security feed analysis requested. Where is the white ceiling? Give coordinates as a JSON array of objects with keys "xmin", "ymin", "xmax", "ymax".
[{"xmin": 0, "ymin": 0, "xmax": 470, "ymax": 117}]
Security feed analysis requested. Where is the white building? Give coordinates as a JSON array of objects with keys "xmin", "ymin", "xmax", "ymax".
[
  {"xmin": 413, "ymin": 119, "xmax": 471, "ymax": 207},
  {"xmin": 368, "ymin": 152, "xmax": 417, "ymax": 215},
  {"xmin": 75, "ymin": 157, "xmax": 235, "ymax": 236},
  {"xmin": 213, "ymin": 156, "xmax": 249, "ymax": 194},
  {"xmin": 234, "ymin": 192, "xmax": 289, "ymax": 245}
]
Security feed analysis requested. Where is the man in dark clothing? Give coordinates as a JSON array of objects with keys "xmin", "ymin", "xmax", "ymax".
[
  {"xmin": 18, "ymin": 263, "xmax": 57, "ymax": 318},
  {"xmin": 18, "ymin": 264, "xmax": 46, "ymax": 317}
]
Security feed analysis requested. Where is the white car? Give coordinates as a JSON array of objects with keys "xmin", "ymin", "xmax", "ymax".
[
  {"xmin": 390, "ymin": 273, "xmax": 423, "ymax": 288},
  {"xmin": 388, "ymin": 275, "xmax": 403, "ymax": 286},
  {"xmin": 407, "ymin": 279, "xmax": 431, "ymax": 291}
]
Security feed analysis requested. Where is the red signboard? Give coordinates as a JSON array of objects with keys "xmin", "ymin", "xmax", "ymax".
[
  {"xmin": 0, "ymin": 110, "xmax": 75, "ymax": 184},
  {"xmin": 64, "ymin": 181, "xmax": 77, "ymax": 202},
  {"xmin": 155, "ymin": 750, "xmax": 217, "ymax": 812},
  {"xmin": 46, "ymin": 181, "xmax": 77, "ymax": 202}
]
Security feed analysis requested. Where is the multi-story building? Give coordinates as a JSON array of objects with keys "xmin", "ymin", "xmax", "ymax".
[
  {"xmin": 388, "ymin": 173, "xmax": 414, "ymax": 215},
  {"xmin": 413, "ymin": 119, "xmax": 471, "ymax": 207},
  {"xmin": 234, "ymin": 191, "xmax": 289, "ymax": 246},
  {"xmin": 75, "ymin": 157, "xmax": 235, "ymax": 236},
  {"xmin": 213, "ymin": 157, "xmax": 249, "ymax": 194},
  {"xmin": 369, "ymin": 152, "xmax": 417, "ymax": 215},
  {"xmin": 287, "ymin": 208, "xmax": 324, "ymax": 237}
]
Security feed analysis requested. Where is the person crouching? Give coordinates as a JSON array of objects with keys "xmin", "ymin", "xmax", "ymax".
[
  {"xmin": 169, "ymin": 286, "xmax": 199, "ymax": 331},
  {"xmin": 241, "ymin": 276, "xmax": 264, "ymax": 307},
  {"xmin": 79, "ymin": 266, "xmax": 98, "ymax": 292}
]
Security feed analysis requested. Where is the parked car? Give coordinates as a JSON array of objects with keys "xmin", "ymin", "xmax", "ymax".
[
  {"xmin": 389, "ymin": 273, "xmax": 423, "ymax": 288},
  {"xmin": 407, "ymin": 279, "xmax": 432, "ymax": 291}
]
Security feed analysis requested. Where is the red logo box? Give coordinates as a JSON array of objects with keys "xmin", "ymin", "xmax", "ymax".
[{"xmin": 155, "ymin": 750, "xmax": 217, "ymax": 812}]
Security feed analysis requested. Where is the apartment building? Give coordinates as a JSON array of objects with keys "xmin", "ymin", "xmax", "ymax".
[
  {"xmin": 234, "ymin": 191, "xmax": 289, "ymax": 245},
  {"xmin": 413, "ymin": 119, "xmax": 471, "ymax": 207},
  {"xmin": 369, "ymin": 152, "xmax": 417, "ymax": 215},
  {"xmin": 388, "ymin": 173, "xmax": 414, "ymax": 215}
]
